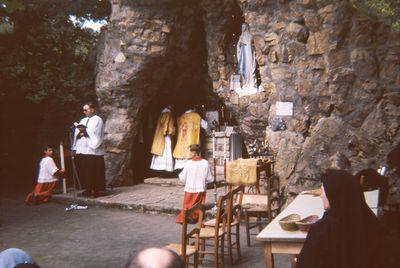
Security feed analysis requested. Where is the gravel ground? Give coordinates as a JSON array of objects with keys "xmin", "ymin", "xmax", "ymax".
[{"xmin": 0, "ymin": 193, "xmax": 290, "ymax": 268}]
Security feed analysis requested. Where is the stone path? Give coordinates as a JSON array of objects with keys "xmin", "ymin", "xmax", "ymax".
[{"xmin": 53, "ymin": 178, "xmax": 226, "ymax": 215}]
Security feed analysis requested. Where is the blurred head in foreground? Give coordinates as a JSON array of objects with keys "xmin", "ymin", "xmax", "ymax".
[{"xmin": 126, "ymin": 247, "xmax": 183, "ymax": 268}]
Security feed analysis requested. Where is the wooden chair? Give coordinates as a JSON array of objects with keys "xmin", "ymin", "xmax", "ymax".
[
  {"xmin": 204, "ymin": 185, "xmax": 244, "ymax": 265},
  {"xmin": 227, "ymin": 185, "xmax": 244, "ymax": 264},
  {"xmin": 243, "ymin": 194, "xmax": 269, "ymax": 247},
  {"xmin": 243, "ymin": 162, "xmax": 280, "ymax": 246},
  {"xmin": 197, "ymin": 191, "xmax": 230, "ymax": 268},
  {"xmin": 247, "ymin": 160, "xmax": 273, "ymax": 194},
  {"xmin": 165, "ymin": 202, "xmax": 204, "ymax": 268}
]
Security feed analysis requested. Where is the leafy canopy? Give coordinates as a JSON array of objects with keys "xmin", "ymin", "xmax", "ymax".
[
  {"xmin": 0, "ymin": 0, "xmax": 110, "ymax": 109},
  {"xmin": 352, "ymin": 0, "xmax": 400, "ymax": 30}
]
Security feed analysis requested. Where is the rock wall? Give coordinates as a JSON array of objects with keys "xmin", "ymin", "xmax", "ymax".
[
  {"xmin": 202, "ymin": 0, "xmax": 400, "ymax": 203},
  {"xmin": 96, "ymin": 0, "xmax": 400, "ymax": 202},
  {"xmin": 96, "ymin": 0, "xmax": 213, "ymax": 185}
]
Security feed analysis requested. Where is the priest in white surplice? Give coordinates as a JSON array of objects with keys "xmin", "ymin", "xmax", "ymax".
[
  {"xmin": 72, "ymin": 102, "xmax": 106, "ymax": 197},
  {"xmin": 150, "ymin": 106, "xmax": 176, "ymax": 172}
]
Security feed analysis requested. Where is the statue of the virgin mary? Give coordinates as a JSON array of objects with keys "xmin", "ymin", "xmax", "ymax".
[{"xmin": 236, "ymin": 23, "xmax": 257, "ymax": 92}]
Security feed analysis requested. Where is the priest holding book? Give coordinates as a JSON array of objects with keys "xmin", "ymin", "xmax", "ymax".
[{"xmin": 72, "ymin": 102, "xmax": 106, "ymax": 197}]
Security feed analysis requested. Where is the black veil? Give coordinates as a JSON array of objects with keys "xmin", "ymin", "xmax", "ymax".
[{"xmin": 297, "ymin": 169, "xmax": 383, "ymax": 268}]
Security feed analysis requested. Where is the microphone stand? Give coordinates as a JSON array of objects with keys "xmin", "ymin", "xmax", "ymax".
[{"xmin": 65, "ymin": 127, "xmax": 87, "ymax": 212}]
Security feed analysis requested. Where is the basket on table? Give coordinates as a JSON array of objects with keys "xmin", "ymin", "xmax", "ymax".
[
  {"xmin": 295, "ymin": 215, "xmax": 319, "ymax": 232},
  {"xmin": 278, "ymin": 213, "xmax": 301, "ymax": 231}
]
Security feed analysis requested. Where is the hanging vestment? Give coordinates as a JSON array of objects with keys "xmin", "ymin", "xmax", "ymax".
[
  {"xmin": 173, "ymin": 110, "xmax": 208, "ymax": 169},
  {"xmin": 150, "ymin": 108, "xmax": 175, "ymax": 171}
]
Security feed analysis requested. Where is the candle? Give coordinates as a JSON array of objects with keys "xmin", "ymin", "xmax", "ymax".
[
  {"xmin": 59, "ymin": 142, "xmax": 65, "ymax": 170},
  {"xmin": 221, "ymin": 106, "xmax": 225, "ymax": 121},
  {"xmin": 59, "ymin": 142, "xmax": 67, "ymax": 194}
]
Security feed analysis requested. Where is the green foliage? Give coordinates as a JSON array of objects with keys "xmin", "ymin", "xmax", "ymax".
[
  {"xmin": 0, "ymin": 0, "xmax": 110, "ymax": 172},
  {"xmin": 0, "ymin": 0, "xmax": 110, "ymax": 117},
  {"xmin": 365, "ymin": 0, "xmax": 395, "ymax": 18},
  {"xmin": 0, "ymin": 0, "xmax": 25, "ymax": 14},
  {"xmin": 352, "ymin": 0, "xmax": 400, "ymax": 30},
  {"xmin": 0, "ymin": 16, "xmax": 13, "ymax": 33},
  {"xmin": 0, "ymin": 0, "xmax": 24, "ymax": 34}
]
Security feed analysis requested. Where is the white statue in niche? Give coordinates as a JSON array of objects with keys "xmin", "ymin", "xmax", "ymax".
[{"xmin": 235, "ymin": 22, "xmax": 259, "ymax": 96}]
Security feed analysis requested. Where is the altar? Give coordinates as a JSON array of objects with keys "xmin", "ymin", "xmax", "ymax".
[{"xmin": 204, "ymin": 128, "xmax": 243, "ymax": 180}]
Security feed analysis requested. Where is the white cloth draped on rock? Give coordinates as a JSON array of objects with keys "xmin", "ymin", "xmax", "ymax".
[{"xmin": 236, "ymin": 23, "xmax": 257, "ymax": 91}]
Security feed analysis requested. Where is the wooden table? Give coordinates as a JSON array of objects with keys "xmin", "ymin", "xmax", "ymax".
[{"xmin": 256, "ymin": 191, "xmax": 378, "ymax": 268}]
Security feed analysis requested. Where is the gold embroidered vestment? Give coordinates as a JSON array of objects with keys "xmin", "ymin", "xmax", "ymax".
[
  {"xmin": 150, "ymin": 111, "xmax": 175, "ymax": 156},
  {"xmin": 173, "ymin": 112, "xmax": 201, "ymax": 159}
]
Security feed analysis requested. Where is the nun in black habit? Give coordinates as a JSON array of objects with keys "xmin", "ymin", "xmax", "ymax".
[{"xmin": 296, "ymin": 169, "xmax": 383, "ymax": 268}]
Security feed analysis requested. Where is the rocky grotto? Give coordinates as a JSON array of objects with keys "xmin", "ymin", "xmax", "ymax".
[{"xmin": 95, "ymin": 0, "xmax": 400, "ymax": 203}]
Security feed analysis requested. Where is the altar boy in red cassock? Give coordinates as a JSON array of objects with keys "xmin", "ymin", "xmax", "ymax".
[
  {"xmin": 175, "ymin": 144, "xmax": 214, "ymax": 224},
  {"xmin": 25, "ymin": 146, "xmax": 65, "ymax": 205}
]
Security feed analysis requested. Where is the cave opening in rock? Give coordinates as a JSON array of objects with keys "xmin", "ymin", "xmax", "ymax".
[
  {"xmin": 126, "ymin": 1, "xmax": 246, "ymax": 184},
  {"xmin": 97, "ymin": 0, "xmax": 400, "ymax": 202}
]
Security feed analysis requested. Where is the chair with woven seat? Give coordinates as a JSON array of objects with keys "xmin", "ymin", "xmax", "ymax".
[
  {"xmin": 243, "ymin": 173, "xmax": 280, "ymax": 247},
  {"xmin": 165, "ymin": 202, "xmax": 205, "ymax": 268},
  {"xmin": 242, "ymin": 193, "xmax": 269, "ymax": 246},
  {"xmin": 204, "ymin": 185, "xmax": 244, "ymax": 265},
  {"xmin": 198, "ymin": 191, "xmax": 230, "ymax": 268},
  {"xmin": 226, "ymin": 185, "xmax": 244, "ymax": 264}
]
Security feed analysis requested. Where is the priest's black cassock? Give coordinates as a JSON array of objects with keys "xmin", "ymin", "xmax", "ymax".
[{"xmin": 73, "ymin": 114, "xmax": 106, "ymax": 195}]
